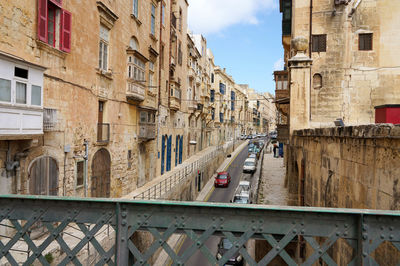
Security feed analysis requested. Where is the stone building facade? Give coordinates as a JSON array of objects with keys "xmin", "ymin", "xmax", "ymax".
[{"xmin": 0, "ymin": 0, "xmax": 274, "ymax": 200}]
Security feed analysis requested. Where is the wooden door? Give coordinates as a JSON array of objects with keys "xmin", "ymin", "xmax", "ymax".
[
  {"xmin": 28, "ymin": 156, "xmax": 58, "ymax": 237},
  {"xmin": 91, "ymin": 148, "xmax": 111, "ymax": 198},
  {"xmin": 29, "ymin": 156, "xmax": 59, "ymax": 196},
  {"xmin": 179, "ymin": 136, "xmax": 183, "ymax": 164}
]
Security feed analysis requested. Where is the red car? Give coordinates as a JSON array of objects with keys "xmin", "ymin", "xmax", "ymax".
[{"xmin": 214, "ymin": 172, "xmax": 231, "ymax": 187}]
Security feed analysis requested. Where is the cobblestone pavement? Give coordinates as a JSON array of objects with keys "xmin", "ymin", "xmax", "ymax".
[{"xmin": 257, "ymin": 145, "xmax": 288, "ymax": 205}]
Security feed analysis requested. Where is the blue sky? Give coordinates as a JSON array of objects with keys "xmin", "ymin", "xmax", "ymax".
[{"xmin": 188, "ymin": 0, "xmax": 283, "ymax": 95}]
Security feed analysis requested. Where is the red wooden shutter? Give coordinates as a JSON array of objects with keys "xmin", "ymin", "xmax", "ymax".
[
  {"xmin": 37, "ymin": 0, "xmax": 47, "ymax": 42},
  {"xmin": 49, "ymin": 0, "xmax": 62, "ymax": 7},
  {"xmin": 60, "ymin": 9, "xmax": 71, "ymax": 52}
]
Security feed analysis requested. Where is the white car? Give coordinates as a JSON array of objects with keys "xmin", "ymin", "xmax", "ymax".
[{"xmin": 243, "ymin": 158, "xmax": 257, "ymax": 173}]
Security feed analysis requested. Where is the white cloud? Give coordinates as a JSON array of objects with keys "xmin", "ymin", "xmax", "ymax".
[
  {"xmin": 273, "ymin": 58, "xmax": 284, "ymax": 70},
  {"xmin": 188, "ymin": 0, "xmax": 277, "ymax": 35}
]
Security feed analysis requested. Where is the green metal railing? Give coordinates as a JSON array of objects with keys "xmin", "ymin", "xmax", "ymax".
[{"xmin": 0, "ymin": 195, "xmax": 399, "ymax": 265}]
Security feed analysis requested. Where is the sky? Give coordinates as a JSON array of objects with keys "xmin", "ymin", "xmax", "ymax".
[{"xmin": 188, "ymin": 0, "xmax": 284, "ymax": 95}]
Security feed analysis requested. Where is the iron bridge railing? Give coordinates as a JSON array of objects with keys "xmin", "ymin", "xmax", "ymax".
[{"xmin": 0, "ymin": 195, "xmax": 399, "ymax": 265}]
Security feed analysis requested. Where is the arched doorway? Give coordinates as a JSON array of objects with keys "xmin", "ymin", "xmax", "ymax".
[
  {"xmin": 29, "ymin": 156, "xmax": 59, "ymax": 196},
  {"xmin": 91, "ymin": 148, "xmax": 111, "ymax": 198}
]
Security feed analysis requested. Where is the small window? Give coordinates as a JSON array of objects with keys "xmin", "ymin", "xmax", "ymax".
[
  {"xmin": 312, "ymin": 34, "xmax": 327, "ymax": 52},
  {"xmin": 313, "ymin": 74, "xmax": 322, "ymax": 89},
  {"xmin": 31, "ymin": 85, "xmax": 42, "ymax": 106},
  {"xmin": 16, "ymin": 82, "xmax": 27, "ymax": 104},
  {"xmin": 151, "ymin": 5, "xmax": 156, "ymax": 35},
  {"xmin": 162, "ymin": 3, "xmax": 165, "ymax": 26},
  {"xmin": 359, "ymin": 33, "xmax": 373, "ymax": 51},
  {"xmin": 15, "ymin": 67, "xmax": 28, "ymax": 79},
  {"xmin": 140, "ymin": 111, "xmax": 147, "ymax": 123},
  {"xmin": 0, "ymin": 78, "xmax": 11, "ymax": 102},
  {"xmin": 132, "ymin": 0, "xmax": 138, "ymax": 17},
  {"xmin": 76, "ymin": 161, "xmax": 84, "ymax": 187}
]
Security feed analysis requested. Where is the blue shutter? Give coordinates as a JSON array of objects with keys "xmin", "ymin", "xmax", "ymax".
[
  {"xmin": 175, "ymin": 135, "xmax": 179, "ymax": 167},
  {"xmin": 179, "ymin": 136, "xmax": 183, "ymax": 164},
  {"xmin": 161, "ymin": 135, "xmax": 166, "ymax": 175},
  {"xmin": 167, "ymin": 135, "xmax": 172, "ymax": 171}
]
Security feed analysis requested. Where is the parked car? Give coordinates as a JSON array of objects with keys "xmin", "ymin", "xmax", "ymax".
[
  {"xmin": 216, "ymin": 238, "xmax": 244, "ymax": 265},
  {"xmin": 243, "ymin": 158, "xmax": 257, "ymax": 173},
  {"xmin": 232, "ymin": 192, "xmax": 250, "ymax": 204},
  {"xmin": 248, "ymin": 153, "xmax": 257, "ymax": 160},
  {"xmin": 214, "ymin": 172, "xmax": 231, "ymax": 187}
]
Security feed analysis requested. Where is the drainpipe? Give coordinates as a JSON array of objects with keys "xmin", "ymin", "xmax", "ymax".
[
  {"xmin": 157, "ymin": 0, "xmax": 163, "ymax": 172},
  {"xmin": 83, "ymin": 140, "xmax": 89, "ymax": 197}
]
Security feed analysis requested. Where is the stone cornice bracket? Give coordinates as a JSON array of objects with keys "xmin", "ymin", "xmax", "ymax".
[{"xmin": 97, "ymin": 1, "xmax": 119, "ymax": 28}]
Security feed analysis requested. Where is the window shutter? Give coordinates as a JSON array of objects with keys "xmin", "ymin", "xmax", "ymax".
[
  {"xmin": 49, "ymin": 0, "xmax": 62, "ymax": 7},
  {"xmin": 37, "ymin": 0, "xmax": 47, "ymax": 42},
  {"xmin": 60, "ymin": 9, "xmax": 71, "ymax": 52}
]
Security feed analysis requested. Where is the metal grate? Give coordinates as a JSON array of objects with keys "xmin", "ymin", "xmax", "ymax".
[
  {"xmin": 0, "ymin": 195, "xmax": 400, "ymax": 265},
  {"xmin": 312, "ymin": 34, "xmax": 327, "ymax": 53},
  {"xmin": 43, "ymin": 108, "xmax": 57, "ymax": 131}
]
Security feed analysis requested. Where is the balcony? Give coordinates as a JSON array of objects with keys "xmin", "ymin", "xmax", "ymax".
[
  {"xmin": 170, "ymin": 88, "xmax": 181, "ymax": 111},
  {"xmin": 0, "ymin": 105, "xmax": 43, "ymax": 138},
  {"xmin": 171, "ymin": 13, "xmax": 177, "ymax": 29},
  {"xmin": 188, "ymin": 68, "xmax": 195, "ymax": 79},
  {"xmin": 139, "ymin": 123, "xmax": 156, "ymax": 140},
  {"xmin": 277, "ymin": 124, "xmax": 289, "ymax": 142},
  {"xmin": 126, "ymin": 81, "xmax": 145, "ymax": 102},
  {"xmin": 97, "ymin": 123, "xmax": 110, "ymax": 143},
  {"xmin": 188, "ymin": 100, "xmax": 197, "ymax": 111}
]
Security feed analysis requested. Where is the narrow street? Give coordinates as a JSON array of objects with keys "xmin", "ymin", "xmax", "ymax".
[{"xmin": 176, "ymin": 140, "xmax": 264, "ymax": 265}]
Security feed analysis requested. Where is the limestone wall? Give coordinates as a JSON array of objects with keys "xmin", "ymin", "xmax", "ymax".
[{"xmin": 287, "ymin": 124, "xmax": 400, "ymax": 210}]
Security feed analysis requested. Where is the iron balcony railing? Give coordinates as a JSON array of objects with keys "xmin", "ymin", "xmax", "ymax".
[
  {"xmin": 0, "ymin": 195, "xmax": 399, "ymax": 265},
  {"xmin": 97, "ymin": 123, "xmax": 110, "ymax": 143}
]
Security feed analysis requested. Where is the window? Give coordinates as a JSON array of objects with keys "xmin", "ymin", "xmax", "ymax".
[
  {"xmin": 129, "ymin": 37, "xmax": 138, "ymax": 50},
  {"xmin": 149, "ymin": 72, "xmax": 154, "ymax": 90},
  {"xmin": 127, "ymin": 56, "xmax": 145, "ymax": 81},
  {"xmin": 179, "ymin": 8, "xmax": 182, "ymax": 32},
  {"xmin": 0, "ymin": 78, "xmax": 11, "ymax": 102},
  {"xmin": 162, "ymin": 3, "xmax": 165, "ymax": 26},
  {"xmin": 140, "ymin": 110, "xmax": 155, "ymax": 124},
  {"xmin": 220, "ymin": 113, "xmax": 223, "ymax": 123},
  {"xmin": 211, "ymin": 73, "xmax": 214, "ymax": 83},
  {"xmin": 99, "ymin": 25, "xmax": 109, "ymax": 71},
  {"xmin": 219, "ymin": 82, "xmax": 226, "ymax": 94},
  {"xmin": 37, "ymin": 0, "xmax": 71, "ymax": 52},
  {"xmin": 312, "ymin": 34, "xmax": 327, "ymax": 52},
  {"xmin": 76, "ymin": 161, "xmax": 84, "ymax": 187},
  {"xmin": 31, "ymin": 85, "xmax": 42, "ymax": 106},
  {"xmin": 16, "ymin": 82, "xmax": 27, "ymax": 104},
  {"xmin": 132, "ymin": 0, "xmax": 138, "ymax": 18},
  {"xmin": 151, "ymin": 4, "xmax": 156, "ymax": 35},
  {"xmin": 178, "ymin": 42, "xmax": 182, "ymax": 65},
  {"xmin": 15, "ymin": 67, "xmax": 28, "ymax": 79},
  {"xmin": 211, "ymin": 108, "xmax": 215, "ymax": 120},
  {"xmin": 210, "ymin": 89, "xmax": 215, "ymax": 102},
  {"xmin": 359, "ymin": 33, "xmax": 373, "ymax": 51}
]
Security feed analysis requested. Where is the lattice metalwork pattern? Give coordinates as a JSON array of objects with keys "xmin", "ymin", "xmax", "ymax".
[{"xmin": 0, "ymin": 195, "xmax": 399, "ymax": 265}]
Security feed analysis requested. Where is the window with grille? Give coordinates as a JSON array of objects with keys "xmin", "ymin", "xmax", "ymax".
[
  {"xmin": 312, "ymin": 34, "xmax": 327, "ymax": 52},
  {"xmin": 359, "ymin": 33, "xmax": 373, "ymax": 51}
]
